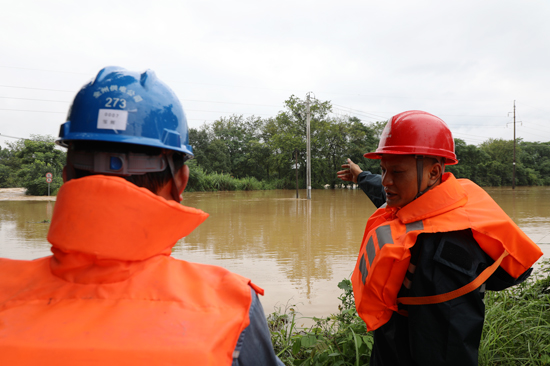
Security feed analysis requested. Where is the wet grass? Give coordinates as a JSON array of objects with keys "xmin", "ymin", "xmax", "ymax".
[
  {"xmin": 186, "ymin": 161, "xmax": 286, "ymax": 192},
  {"xmin": 269, "ymin": 259, "xmax": 550, "ymax": 366},
  {"xmin": 269, "ymin": 279, "xmax": 372, "ymax": 366},
  {"xmin": 479, "ymin": 261, "xmax": 550, "ymax": 365}
]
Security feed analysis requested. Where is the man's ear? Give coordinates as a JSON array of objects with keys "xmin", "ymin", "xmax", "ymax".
[
  {"xmin": 428, "ymin": 160, "xmax": 443, "ymax": 184},
  {"xmin": 176, "ymin": 165, "xmax": 190, "ymax": 196}
]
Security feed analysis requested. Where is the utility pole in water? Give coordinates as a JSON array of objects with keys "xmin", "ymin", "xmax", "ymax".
[
  {"xmin": 295, "ymin": 149, "xmax": 299, "ymax": 199},
  {"xmin": 306, "ymin": 93, "xmax": 312, "ymax": 200},
  {"xmin": 506, "ymin": 101, "xmax": 522, "ymax": 190},
  {"xmin": 512, "ymin": 100, "xmax": 516, "ymax": 190}
]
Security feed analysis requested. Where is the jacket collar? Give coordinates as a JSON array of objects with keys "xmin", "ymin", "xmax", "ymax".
[
  {"xmin": 391, "ymin": 173, "xmax": 468, "ymax": 224},
  {"xmin": 48, "ymin": 175, "xmax": 209, "ymax": 262}
]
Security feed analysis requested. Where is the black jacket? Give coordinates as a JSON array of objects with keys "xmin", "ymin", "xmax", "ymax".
[{"xmin": 357, "ymin": 171, "xmax": 386, "ymax": 208}]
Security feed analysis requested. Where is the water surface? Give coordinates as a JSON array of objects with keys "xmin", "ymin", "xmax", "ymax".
[{"xmin": 1, "ymin": 187, "xmax": 548, "ymax": 320}]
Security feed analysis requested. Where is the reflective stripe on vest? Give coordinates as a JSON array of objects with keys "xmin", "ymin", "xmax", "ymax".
[{"xmin": 358, "ymin": 221, "xmax": 423, "ymax": 284}]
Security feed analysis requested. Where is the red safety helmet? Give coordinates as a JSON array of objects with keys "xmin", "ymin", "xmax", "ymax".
[{"xmin": 364, "ymin": 110, "xmax": 458, "ymax": 165}]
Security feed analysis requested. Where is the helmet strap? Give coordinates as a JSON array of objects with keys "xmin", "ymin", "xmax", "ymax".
[
  {"xmin": 414, "ymin": 155, "xmax": 444, "ymax": 199},
  {"xmin": 414, "ymin": 156, "xmax": 424, "ymax": 199},
  {"xmin": 164, "ymin": 150, "xmax": 181, "ymax": 202}
]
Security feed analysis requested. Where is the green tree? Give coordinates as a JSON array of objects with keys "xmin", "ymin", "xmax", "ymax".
[
  {"xmin": 0, "ymin": 140, "xmax": 24, "ymax": 188},
  {"xmin": 189, "ymin": 95, "xmax": 383, "ymax": 189},
  {"xmin": 263, "ymin": 95, "xmax": 332, "ymax": 186},
  {"xmin": 446, "ymin": 139, "xmax": 490, "ymax": 185},
  {"xmin": 189, "ymin": 116, "xmax": 269, "ymax": 180},
  {"xmin": 518, "ymin": 141, "xmax": 550, "ymax": 185},
  {"xmin": 480, "ymin": 138, "xmax": 516, "ymax": 165},
  {"xmin": 476, "ymin": 138, "xmax": 547, "ymax": 186},
  {"xmin": 349, "ymin": 118, "xmax": 382, "ymax": 174},
  {"xmin": 15, "ymin": 135, "xmax": 66, "ymax": 195}
]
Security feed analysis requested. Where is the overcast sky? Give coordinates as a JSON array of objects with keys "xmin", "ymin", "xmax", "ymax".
[{"xmin": 1, "ymin": 0, "xmax": 549, "ymax": 148}]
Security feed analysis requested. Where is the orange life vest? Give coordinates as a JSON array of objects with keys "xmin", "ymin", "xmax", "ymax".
[
  {"xmin": 352, "ymin": 173, "xmax": 542, "ymax": 331},
  {"xmin": 0, "ymin": 175, "xmax": 263, "ymax": 366}
]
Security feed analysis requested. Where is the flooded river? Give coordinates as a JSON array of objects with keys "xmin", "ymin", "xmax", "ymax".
[{"xmin": 0, "ymin": 187, "xmax": 549, "ymax": 321}]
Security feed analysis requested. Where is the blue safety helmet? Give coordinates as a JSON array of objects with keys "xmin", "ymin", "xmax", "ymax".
[{"xmin": 57, "ymin": 66, "xmax": 193, "ymax": 157}]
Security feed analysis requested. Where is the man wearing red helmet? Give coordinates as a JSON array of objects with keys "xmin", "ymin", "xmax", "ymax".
[{"xmin": 338, "ymin": 110, "xmax": 542, "ymax": 366}]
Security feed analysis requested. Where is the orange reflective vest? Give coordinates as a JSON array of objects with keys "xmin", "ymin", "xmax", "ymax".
[
  {"xmin": 0, "ymin": 175, "xmax": 263, "ymax": 366},
  {"xmin": 352, "ymin": 173, "xmax": 542, "ymax": 331}
]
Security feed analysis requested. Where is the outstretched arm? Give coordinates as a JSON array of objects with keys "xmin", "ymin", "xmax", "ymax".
[{"xmin": 337, "ymin": 158, "xmax": 386, "ymax": 208}]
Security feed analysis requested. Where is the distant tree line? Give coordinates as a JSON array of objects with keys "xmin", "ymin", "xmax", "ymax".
[
  {"xmin": 188, "ymin": 95, "xmax": 550, "ymax": 190},
  {"xmin": 187, "ymin": 95, "xmax": 384, "ymax": 191},
  {"xmin": 1, "ymin": 96, "xmax": 549, "ymax": 195},
  {"xmin": 446, "ymin": 138, "xmax": 550, "ymax": 186}
]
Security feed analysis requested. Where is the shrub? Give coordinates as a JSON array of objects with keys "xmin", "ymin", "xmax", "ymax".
[{"xmin": 269, "ymin": 279, "xmax": 372, "ymax": 365}]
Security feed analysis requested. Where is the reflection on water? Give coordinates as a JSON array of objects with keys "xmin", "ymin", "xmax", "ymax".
[
  {"xmin": 0, "ymin": 201, "xmax": 54, "ymax": 259},
  {"xmin": 0, "ymin": 187, "xmax": 549, "ymax": 319},
  {"xmin": 174, "ymin": 189, "xmax": 373, "ymax": 317}
]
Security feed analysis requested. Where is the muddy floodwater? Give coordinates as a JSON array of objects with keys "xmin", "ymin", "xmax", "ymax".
[{"xmin": 1, "ymin": 186, "xmax": 549, "ymax": 321}]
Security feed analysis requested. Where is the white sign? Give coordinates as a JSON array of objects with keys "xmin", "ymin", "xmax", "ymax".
[
  {"xmin": 46, "ymin": 177, "xmax": 52, "ymax": 183},
  {"xmin": 45, "ymin": 172, "xmax": 52, "ymax": 178},
  {"xmin": 97, "ymin": 109, "xmax": 128, "ymax": 131}
]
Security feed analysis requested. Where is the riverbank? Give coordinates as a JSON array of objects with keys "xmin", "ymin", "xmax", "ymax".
[
  {"xmin": 0, "ymin": 188, "xmax": 56, "ymax": 201},
  {"xmin": 270, "ymin": 260, "xmax": 550, "ymax": 365}
]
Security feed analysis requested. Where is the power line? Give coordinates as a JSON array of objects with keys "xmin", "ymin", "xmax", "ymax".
[
  {"xmin": 0, "ymin": 108, "xmax": 65, "ymax": 114},
  {"xmin": 332, "ymin": 104, "xmax": 389, "ymax": 120},
  {"xmin": 0, "ymin": 66, "xmax": 508, "ymax": 102},
  {"xmin": 332, "ymin": 103, "xmax": 515, "ymax": 120},
  {"xmin": 515, "ymin": 100, "xmax": 549, "ymax": 114},
  {"xmin": 524, "ymin": 121, "xmax": 550, "ymax": 129},
  {"xmin": 0, "ymin": 133, "xmax": 29, "ymax": 140},
  {"xmin": 332, "ymin": 108, "xmax": 383, "ymax": 120},
  {"xmin": 331, "ymin": 109, "xmax": 381, "ymax": 122},
  {"xmin": 0, "ymin": 107, "xmax": 270, "ymax": 117},
  {"xmin": 437, "ymin": 114, "xmax": 508, "ymax": 118},
  {"xmin": 453, "ymin": 131, "xmax": 493, "ymax": 139},
  {"xmin": 0, "ymin": 84, "xmax": 75, "ymax": 93},
  {"xmin": 0, "ymin": 96, "xmax": 70, "ymax": 103},
  {"xmin": 0, "ymin": 87, "xmax": 281, "ymax": 108},
  {"xmin": 180, "ymin": 99, "xmax": 280, "ymax": 108},
  {"xmin": 518, "ymin": 128, "xmax": 550, "ymax": 139},
  {"xmin": 521, "ymin": 125, "xmax": 549, "ymax": 134},
  {"xmin": 452, "ymin": 135, "xmax": 489, "ymax": 144},
  {"xmin": 185, "ymin": 109, "xmax": 270, "ymax": 116},
  {"xmin": 0, "ymin": 104, "xmax": 537, "ymax": 134},
  {"xmin": 0, "ymin": 65, "xmax": 88, "ymax": 75},
  {"xmin": 187, "ymin": 118, "xmax": 217, "ymax": 122}
]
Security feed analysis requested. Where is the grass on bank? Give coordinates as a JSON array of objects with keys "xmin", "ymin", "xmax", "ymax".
[
  {"xmin": 480, "ymin": 260, "xmax": 550, "ymax": 365},
  {"xmin": 186, "ymin": 160, "xmax": 287, "ymax": 192},
  {"xmin": 269, "ymin": 279, "xmax": 372, "ymax": 366},
  {"xmin": 269, "ymin": 259, "xmax": 550, "ymax": 366}
]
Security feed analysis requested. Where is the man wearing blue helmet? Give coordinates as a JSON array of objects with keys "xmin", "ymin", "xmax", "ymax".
[{"xmin": 0, "ymin": 67, "xmax": 283, "ymax": 366}]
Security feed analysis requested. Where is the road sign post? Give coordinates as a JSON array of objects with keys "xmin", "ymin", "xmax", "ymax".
[{"xmin": 46, "ymin": 172, "xmax": 53, "ymax": 196}]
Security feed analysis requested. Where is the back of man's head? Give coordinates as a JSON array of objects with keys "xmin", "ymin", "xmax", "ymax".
[{"xmin": 66, "ymin": 141, "xmax": 187, "ymax": 195}]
